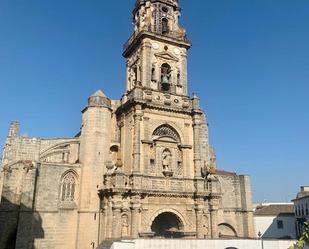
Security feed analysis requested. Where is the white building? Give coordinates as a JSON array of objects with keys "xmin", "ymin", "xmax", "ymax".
[
  {"xmin": 254, "ymin": 203, "xmax": 297, "ymax": 239},
  {"xmin": 293, "ymin": 186, "xmax": 309, "ymax": 237},
  {"xmin": 106, "ymin": 238, "xmax": 296, "ymax": 249}
]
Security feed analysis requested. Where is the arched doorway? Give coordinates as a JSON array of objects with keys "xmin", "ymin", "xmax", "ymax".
[{"xmin": 151, "ymin": 212, "xmax": 184, "ymax": 238}]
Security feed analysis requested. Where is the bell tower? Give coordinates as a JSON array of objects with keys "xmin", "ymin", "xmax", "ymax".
[
  {"xmin": 99, "ymin": 0, "xmax": 236, "ymax": 242},
  {"xmin": 123, "ymin": 0, "xmax": 191, "ymax": 95}
]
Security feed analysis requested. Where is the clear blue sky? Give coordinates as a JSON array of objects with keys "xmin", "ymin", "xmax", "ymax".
[{"xmin": 0, "ymin": 0, "xmax": 308, "ymax": 203}]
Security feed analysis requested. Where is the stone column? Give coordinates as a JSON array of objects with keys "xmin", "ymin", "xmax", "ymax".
[
  {"xmin": 196, "ymin": 209, "xmax": 204, "ymax": 239},
  {"xmin": 106, "ymin": 198, "xmax": 113, "ymax": 239},
  {"xmin": 141, "ymin": 41, "xmax": 152, "ymax": 88},
  {"xmin": 131, "ymin": 197, "xmax": 141, "ymax": 238},
  {"xmin": 132, "ymin": 106, "xmax": 143, "ymax": 173},
  {"xmin": 193, "ymin": 116, "xmax": 202, "ymax": 178},
  {"xmin": 143, "ymin": 117, "xmax": 150, "ymax": 174},
  {"xmin": 112, "ymin": 201, "xmax": 122, "ymax": 239},
  {"xmin": 181, "ymin": 53, "xmax": 188, "ymax": 95},
  {"xmin": 100, "ymin": 201, "xmax": 108, "ymax": 240},
  {"xmin": 210, "ymin": 198, "xmax": 219, "ymax": 239}
]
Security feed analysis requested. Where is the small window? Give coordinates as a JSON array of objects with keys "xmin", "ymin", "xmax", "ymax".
[
  {"xmin": 162, "ymin": 6, "xmax": 169, "ymax": 13},
  {"xmin": 277, "ymin": 220, "xmax": 284, "ymax": 229}
]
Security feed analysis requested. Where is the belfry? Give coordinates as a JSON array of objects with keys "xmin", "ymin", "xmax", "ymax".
[{"xmin": 0, "ymin": 0, "xmax": 255, "ymax": 248}]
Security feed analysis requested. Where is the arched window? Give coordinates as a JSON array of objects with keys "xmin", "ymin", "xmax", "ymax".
[
  {"xmin": 162, "ymin": 18, "xmax": 169, "ymax": 34},
  {"xmin": 161, "ymin": 63, "xmax": 171, "ymax": 91},
  {"xmin": 61, "ymin": 171, "xmax": 76, "ymax": 201},
  {"xmin": 153, "ymin": 124, "xmax": 181, "ymax": 142}
]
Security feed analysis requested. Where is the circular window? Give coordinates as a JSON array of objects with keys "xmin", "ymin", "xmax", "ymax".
[{"xmin": 162, "ymin": 6, "xmax": 169, "ymax": 13}]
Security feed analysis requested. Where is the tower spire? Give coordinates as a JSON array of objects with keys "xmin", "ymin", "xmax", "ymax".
[{"xmin": 124, "ymin": 0, "xmax": 190, "ymax": 96}]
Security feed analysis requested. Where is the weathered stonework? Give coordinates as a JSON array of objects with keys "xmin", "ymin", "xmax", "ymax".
[{"xmin": 0, "ymin": 0, "xmax": 255, "ymax": 248}]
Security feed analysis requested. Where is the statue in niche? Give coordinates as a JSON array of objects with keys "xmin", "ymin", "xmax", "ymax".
[
  {"xmin": 121, "ymin": 214, "xmax": 129, "ymax": 237},
  {"xmin": 128, "ymin": 68, "xmax": 135, "ymax": 88},
  {"xmin": 209, "ymin": 148, "xmax": 217, "ymax": 174},
  {"xmin": 162, "ymin": 149, "xmax": 172, "ymax": 171},
  {"xmin": 202, "ymin": 148, "xmax": 217, "ymax": 178},
  {"xmin": 140, "ymin": 6, "xmax": 147, "ymax": 30}
]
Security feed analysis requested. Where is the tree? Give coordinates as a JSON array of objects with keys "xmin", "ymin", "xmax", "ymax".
[{"xmin": 289, "ymin": 223, "xmax": 309, "ymax": 249}]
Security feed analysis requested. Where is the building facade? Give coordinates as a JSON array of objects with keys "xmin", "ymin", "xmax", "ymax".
[
  {"xmin": 293, "ymin": 186, "xmax": 309, "ymax": 238},
  {"xmin": 254, "ymin": 203, "xmax": 297, "ymax": 239},
  {"xmin": 0, "ymin": 0, "xmax": 255, "ymax": 248}
]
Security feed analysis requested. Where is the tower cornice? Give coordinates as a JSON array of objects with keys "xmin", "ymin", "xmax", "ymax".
[
  {"xmin": 123, "ymin": 29, "xmax": 191, "ymax": 58},
  {"xmin": 134, "ymin": 0, "xmax": 180, "ymax": 15}
]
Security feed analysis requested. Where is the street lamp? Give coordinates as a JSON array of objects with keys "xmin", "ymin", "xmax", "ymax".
[{"xmin": 258, "ymin": 231, "xmax": 264, "ymax": 249}]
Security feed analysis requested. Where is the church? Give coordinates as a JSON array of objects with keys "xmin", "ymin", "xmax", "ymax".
[{"xmin": 0, "ymin": 0, "xmax": 255, "ymax": 248}]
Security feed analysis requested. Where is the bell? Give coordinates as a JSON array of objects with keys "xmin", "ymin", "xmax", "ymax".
[{"xmin": 162, "ymin": 75, "xmax": 170, "ymax": 84}]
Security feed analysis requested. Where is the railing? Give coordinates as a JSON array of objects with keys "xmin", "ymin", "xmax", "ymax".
[
  {"xmin": 123, "ymin": 26, "xmax": 191, "ymax": 51},
  {"xmin": 102, "ymin": 173, "xmax": 216, "ymax": 195}
]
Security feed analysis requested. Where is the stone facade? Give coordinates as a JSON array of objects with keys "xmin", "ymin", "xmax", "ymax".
[{"xmin": 0, "ymin": 0, "xmax": 255, "ymax": 248}]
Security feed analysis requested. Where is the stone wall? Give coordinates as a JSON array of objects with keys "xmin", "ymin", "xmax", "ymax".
[
  {"xmin": 0, "ymin": 159, "xmax": 81, "ymax": 249},
  {"xmin": 0, "ymin": 120, "xmax": 82, "ymax": 249},
  {"xmin": 216, "ymin": 174, "xmax": 255, "ymax": 238}
]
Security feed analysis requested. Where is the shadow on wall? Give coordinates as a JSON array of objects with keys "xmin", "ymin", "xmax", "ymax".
[
  {"xmin": 0, "ymin": 191, "xmax": 44, "ymax": 249},
  {"xmin": 262, "ymin": 215, "xmax": 294, "ymax": 239}
]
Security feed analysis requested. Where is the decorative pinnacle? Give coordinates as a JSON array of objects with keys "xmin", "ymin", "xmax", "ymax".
[{"xmin": 88, "ymin": 89, "xmax": 111, "ymax": 108}]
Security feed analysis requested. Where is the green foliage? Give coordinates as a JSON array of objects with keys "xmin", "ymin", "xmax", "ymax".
[{"xmin": 289, "ymin": 222, "xmax": 309, "ymax": 249}]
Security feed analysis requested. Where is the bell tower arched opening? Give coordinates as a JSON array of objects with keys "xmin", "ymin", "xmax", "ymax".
[
  {"xmin": 151, "ymin": 212, "xmax": 184, "ymax": 238},
  {"xmin": 161, "ymin": 63, "xmax": 171, "ymax": 92},
  {"xmin": 162, "ymin": 18, "xmax": 169, "ymax": 35}
]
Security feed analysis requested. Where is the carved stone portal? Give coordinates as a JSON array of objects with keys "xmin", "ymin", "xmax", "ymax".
[{"xmin": 151, "ymin": 212, "xmax": 184, "ymax": 238}]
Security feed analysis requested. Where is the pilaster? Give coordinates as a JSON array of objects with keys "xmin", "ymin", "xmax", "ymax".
[
  {"xmin": 141, "ymin": 40, "xmax": 152, "ymax": 88},
  {"xmin": 131, "ymin": 196, "xmax": 141, "ymax": 238},
  {"xmin": 132, "ymin": 106, "xmax": 143, "ymax": 173},
  {"xmin": 112, "ymin": 200, "xmax": 122, "ymax": 238},
  {"xmin": 195, "ymin": 200, "xmax": 205, "ymax": 239},
  {"xmin": 209, "ymin": 198, "xmax": 220, "ymax": 239},
  {"xmin": 193, "ymin": 116, "xmax": 202, "ymax": 178}
]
